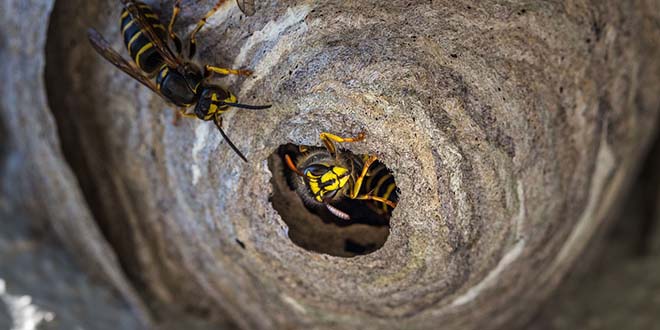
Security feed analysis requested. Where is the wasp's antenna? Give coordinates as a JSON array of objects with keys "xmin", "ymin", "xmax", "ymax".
[
  {"xmin": 284, "ymin": 154, "xmax": 305, "ymax": 177},
  {"xmin": 213, "ymin": 116, "xmax": 248, "ymax": 162},
  {"xmin": 222, "ymin": 102, "xmax": 272, "ymax": 110}
]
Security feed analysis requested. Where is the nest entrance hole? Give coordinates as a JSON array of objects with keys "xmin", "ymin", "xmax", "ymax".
[{"xmin": 268, "ymin": 143, "xmax": 399, "ymax": 257}]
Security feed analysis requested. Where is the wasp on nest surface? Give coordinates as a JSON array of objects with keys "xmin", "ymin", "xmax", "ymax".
[{"xmin": 88, "ymin": 0, "xmax": 269, "ymax": 162}]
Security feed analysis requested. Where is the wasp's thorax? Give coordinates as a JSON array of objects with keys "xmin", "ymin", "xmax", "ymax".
[{"xmin": 156, "ymin": 62, "xmax": 203, "ymax": 106}]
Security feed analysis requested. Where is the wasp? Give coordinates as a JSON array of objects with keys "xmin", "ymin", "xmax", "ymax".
[
  {"xmin": 88, "ymin": 0, "xmax": 270, "ymax": 162},
  {"xmin": 284, "ymin": 132, "xmax": 398, "ymax": 221}
]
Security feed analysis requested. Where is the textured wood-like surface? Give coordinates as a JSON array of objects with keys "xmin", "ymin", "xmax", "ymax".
[{"xmin": 3, "ymin": 0, "xmax": 660, "ymax": 329}]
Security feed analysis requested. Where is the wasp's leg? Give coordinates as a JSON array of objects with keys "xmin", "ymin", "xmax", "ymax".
[
  {"xmin": 167, "ymin": 0, "xmax": 183, "ymax": 54},
  {"xmin": 348, "ymin": 154, "xmax": 377, "ymax": 199},
  {"xmin": 172, "ymin": 107, "xmax": 197, "ymax": 126},
  {"xmin": 350, "ymin": 155, "xmax": 397, "ymax": 208},
  {"xmin": 188, "ymin": 0, "xmax": 228, "ymax": 58},
  {"xmin": 204, "ymin": 65, "xmax": 252, "ymax": 77},
  {"xmin": 319, "ymin": 132, "xmax": 366, "ymax": 157},
  {"xmin": 354, "ymin": 194, "xmax": 398, "ymax": 209},
  {"xmin": 172, "ymin": 111, "xmax": 180, "ymax": 126},
  {"xmin": 349, "ymin": 154, "xmax": 377, "ymax": 199}
]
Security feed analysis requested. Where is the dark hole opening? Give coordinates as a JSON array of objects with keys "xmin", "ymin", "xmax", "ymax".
[{"xmin": 268, "ymin": 143, "xmax": 399, "ymax": 257}]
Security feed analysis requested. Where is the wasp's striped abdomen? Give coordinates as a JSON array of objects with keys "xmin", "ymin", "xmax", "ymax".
[
  {"xmin": 363, "ymin": 159, "xmax": 399, "ymax": 213},
  {"xmin": 120, "ymin": 2, "xmax": 167, "ymax": 75}
]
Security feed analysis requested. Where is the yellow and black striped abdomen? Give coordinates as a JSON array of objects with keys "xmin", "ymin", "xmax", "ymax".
[
  {"xmin": 363, "ymin": 159, "xmax": 399, "ymax": 212},
  {"xmin": 120, "ymin": 2, "xmax": 167, "ymax": 75}
]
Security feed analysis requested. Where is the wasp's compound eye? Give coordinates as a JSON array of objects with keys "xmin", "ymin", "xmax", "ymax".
[
  {"xmin": 193, "ymin": 93, "xmax": 211, "ymax": 119},
  {"xmin": 212, "ymin": 87, "xmax": 230, "ymax": 102},
  {"xmin": 304, "ymin": 164, "xmax": 329, "ymax": 177}
]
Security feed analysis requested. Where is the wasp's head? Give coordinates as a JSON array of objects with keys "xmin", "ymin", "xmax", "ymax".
[
  {"xmin": 194, "ymin": 85, "xmax": 236, "ymax": 121},
  {"xmin": 285, "ymin": 152, "xmax": 355, "ymax": 220},
  {"xmin": 285, "ymin": 150, "xmax": 353, "ymax": 205},
  {"xmin": 301, "ymin": 163, "xmax": 351, "ymax": 203}
]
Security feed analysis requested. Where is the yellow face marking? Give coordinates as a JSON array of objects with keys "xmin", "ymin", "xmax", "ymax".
[
  {"xmin": 338, "ymin": 174, "xmax": 350, "ymax": 189},
  {"xmin": 209, "ymin": 104, "xmax": 218, "ymax": 117},
  {"xmin": 305, "ymin": 166, "xmax": 349, "ymax": 202},
  {"xmin": 303, "ymin": 171, "xmax": 324, "ymax": 202},
  {"xmin": 215, "ymin": 92, "xmax": 237, "ymax": 115},
  {"xmin": 207, "ymin": 92, "xmax": 219, "ymax": 116},
  {"xmin": 121, "ymin": 10, "xmax": 129, "ymax": 19},
  {"xmin": 321, "ymin": 172, "xmax": 340, "ymax": 191},
  {"xmin": 333, "ymin": 166, "xmax": 349, "ymax": 179},
  {"xmin": 227, "ymin": 93, "xmax": 237, "ymax": 104},
  {"xmin": 135, "ymin": 42, "xmax": 154, "ymax": 68},
  {"xmin": 307, "ymin": 180, "xmax": 322, "ymax": 201}
]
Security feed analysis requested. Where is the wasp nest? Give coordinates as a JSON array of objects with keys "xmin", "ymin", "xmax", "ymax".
[{"xmin": 4, "ymin": 0, "xmax": 659, "ymax": 329}]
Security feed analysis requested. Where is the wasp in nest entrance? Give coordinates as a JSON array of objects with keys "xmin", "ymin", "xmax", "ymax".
[{"xmin": 268, "ymin": 132, "xmax": 399, "ymax": 257}]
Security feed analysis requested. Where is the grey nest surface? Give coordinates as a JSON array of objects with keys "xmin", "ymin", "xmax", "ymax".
[{"xmin": 1, "ymin": 0, "xmax": 659, "ymax": 329}]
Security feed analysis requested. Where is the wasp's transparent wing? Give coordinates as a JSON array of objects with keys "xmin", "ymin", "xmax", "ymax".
[{"xmin": 88, "ymin": 28, "xmax": 168, "ymax": 100}]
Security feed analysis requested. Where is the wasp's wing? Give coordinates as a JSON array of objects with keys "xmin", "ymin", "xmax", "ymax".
[
  {"xmin": 121, "ymin": 0, "xmax": 182, "ymax": 68},
  {"xmin": 236, "ymin": 0, "xmax": 256, "ymax": 16},
  {"xmin": 88, "ymin": 28, "xmax": 167, "ymax": 100}
]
